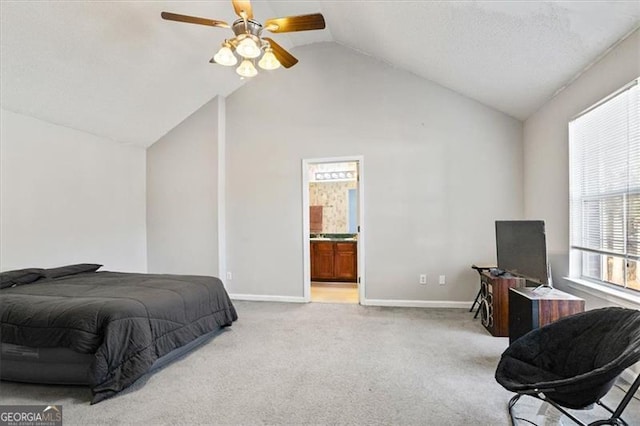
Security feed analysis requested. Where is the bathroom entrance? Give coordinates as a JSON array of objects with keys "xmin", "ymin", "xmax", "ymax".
[{"xmin": 302, "ymin": 156, "xmax": 365, "ymax": 304}]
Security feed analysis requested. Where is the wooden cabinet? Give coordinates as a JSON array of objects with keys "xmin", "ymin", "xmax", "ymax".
[
  {"xmin": 480, "ymin": 271, "xmax": 526, "ymax": 337},
  {"xmin": 311, "ymin": 241, "xmax": 357, "ymax": 282},
  {"xmin": 334, "ymin": 243, "xmax": 357, "ymax": 281},
  {"xmin": 310, "ymin": 206, "xmax": 323, "ymax": 233},
  {"xmin": 508, "ymin": 287, "xmax": 585, "ymax": 344},
  {"xmin": 311, "ymin": 242, "xmax": 334, "ymax": 280}
]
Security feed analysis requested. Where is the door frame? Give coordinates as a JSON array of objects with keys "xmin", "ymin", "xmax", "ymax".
[{"xmin": 302, "ymin": 155, "xmax": 365, "ymax": 303}]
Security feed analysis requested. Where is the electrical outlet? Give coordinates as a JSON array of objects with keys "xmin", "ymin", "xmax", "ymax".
[
  {"xmin": 226, "ymin": 271, "xmax": 233, "ymax": 280},
  {"xmin": 419, "ymin": 274, "xmax": 427, "ymax": 284},
  {"xmin": 439, "ymin": 275, "xmax": 446, "ymax": 285}
]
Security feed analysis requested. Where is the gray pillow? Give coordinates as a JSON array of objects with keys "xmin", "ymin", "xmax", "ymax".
[
  {"xmin": 44, "ymin": 263, "xmax": 103, "ymax": 279},
  {"xmin": 0, "ymin": 268, "xmax": 46, "ymax": 289}
]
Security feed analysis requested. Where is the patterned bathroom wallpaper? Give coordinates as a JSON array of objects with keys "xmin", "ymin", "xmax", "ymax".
[{"xmin": 309, "ymin": 181, "xmax": 357, "ymax": 233}]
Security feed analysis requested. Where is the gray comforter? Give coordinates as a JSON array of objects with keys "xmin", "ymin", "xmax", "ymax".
[{"xmin": 0, "ymin": 271, "xmax": 237, "ymax": 403}]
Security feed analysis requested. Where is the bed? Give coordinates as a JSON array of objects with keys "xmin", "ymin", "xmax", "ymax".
[{"xmin": 0, "ymin": 264, "xmax": 238, "ymax": 403}]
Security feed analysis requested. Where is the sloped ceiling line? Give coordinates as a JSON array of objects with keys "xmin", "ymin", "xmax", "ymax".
[{"xmin": 1, "ymin": 1, "xmax": 638, "ymax": 147}]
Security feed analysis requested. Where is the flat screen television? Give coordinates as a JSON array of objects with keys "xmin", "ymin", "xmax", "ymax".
[{"xmin": 495, "ymin": 220, "xmax": 550, "ymax": 285}]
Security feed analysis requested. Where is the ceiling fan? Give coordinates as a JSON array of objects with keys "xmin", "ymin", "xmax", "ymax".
[{"xmin": 161, "ymin": 0, "xmax": 326, "ymax": 78}]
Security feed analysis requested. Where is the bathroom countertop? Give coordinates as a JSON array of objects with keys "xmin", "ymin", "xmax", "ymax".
[{"xmin": 310, "ymin": 238, "xmax": 357, "ymax": 242}]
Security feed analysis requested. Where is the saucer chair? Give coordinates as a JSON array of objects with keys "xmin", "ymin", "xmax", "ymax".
[{"xmin": 495, "ymin": 307, "xmax": 640, "ymax": 426}]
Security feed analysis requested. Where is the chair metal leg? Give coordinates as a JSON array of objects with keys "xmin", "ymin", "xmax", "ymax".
[
  {"xmin": 589, "ymin": 374, "xmax": 640, "ymax": 426},
  {"xmin": 474, "ymin": 299, "xmax": 482, "ymax": 319},
  {"xmin": 541, "ymin": 396, "xmax": 587, "ymax": 426},
  {"xmin": 609, "ymin": 374, "xmax": 640, "ymax": 420},
  {"xmin": 507, "ymin": 394, "xmax": 522, "ymax": 426},
  {"xmin": 508, "ymin": 392, "xmax": 588, "ymax": 426},
  {"xmin": 469, "ymin": 287, "xmax": 481, "ymax": 312},
  {"xmin": 588, "ymin": 419, "xmax": 626, "ymax": 426},
  {"xmin": 508, "ymin": 376, "xmax": 640, "ymax": 426},
  {"xmin": 469, "ymin": 265, "xmax": 489, "ymax": 317}
]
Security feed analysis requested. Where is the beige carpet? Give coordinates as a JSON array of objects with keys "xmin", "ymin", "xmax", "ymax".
[{"xmin": 0, "ymin": 301, "xmax": 638, "ymax": 425}]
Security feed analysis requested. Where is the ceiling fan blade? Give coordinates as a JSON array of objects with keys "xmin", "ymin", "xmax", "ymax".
[
  {"xmin": 263, "ymin": 38, "xmax": 298, "ymax": 69},
  {"xmin": 264, "ymin": 14, "xmax": 325, "ymax": 33},
  {"xmin": 232, "ymin": 0, "xmax": 254, "ymax": 19},
  {"xmin": 161, "ymin": 12, "xmax": 229, "ymax": 28}
]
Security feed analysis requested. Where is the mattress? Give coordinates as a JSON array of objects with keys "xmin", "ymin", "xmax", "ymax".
[
  {"xmin": 1, "ymin": 343, "xmax": 93, "ymax": 385},
  {"xmin": 0, "ymin": 327, "xmax": 223, "ymax": 386},
  {"xmin": 1, "ymin": 270, "xmax": 237, "ymax": 403}
]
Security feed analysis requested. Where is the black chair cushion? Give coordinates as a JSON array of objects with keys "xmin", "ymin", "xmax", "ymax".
[{"xmin": 496, "ymin": 307, "xmax": 640, "ymax": 409}]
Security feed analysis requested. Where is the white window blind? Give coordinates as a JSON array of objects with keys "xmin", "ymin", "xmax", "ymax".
[{"xmin": 569, "ymin": 79, "xmax": 640, "ymax": 291}]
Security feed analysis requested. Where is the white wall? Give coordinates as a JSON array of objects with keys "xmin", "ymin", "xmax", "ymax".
[
  {"xmin": 0, "ymin": 109, "xmax": 146, "ymax": 272},
  {"xmin": 523, "ymin": 29, "xmax": 640, "ymax": 309},
  {"xmin": 146, "ymin": 97, "xmax": 220, "ymax": 276},
  {"xmin": 225, "ymin": 42, "xmax": 523, "ymax": 301}
]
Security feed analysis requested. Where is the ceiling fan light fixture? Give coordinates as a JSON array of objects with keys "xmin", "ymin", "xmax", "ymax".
[
  {"xmin": 236, "ymin": 59, "xmax": 258, "ymax": 78},
  {"xmin": 258, "ymin": 48, "xmax": 281, "ymax": 70},
  {"xmin": 161, "ymin": 5, "xmax": 326, "ymax": 76},
  {"xmin": 236, "ymin": 36, "xmax": 261, "ymax": 58},
  {"xmin": 213, "ymin": 44, "xmax": 238, "ymax": 66}
]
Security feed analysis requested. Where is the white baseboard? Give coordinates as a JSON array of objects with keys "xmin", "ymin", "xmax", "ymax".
[
  {"xmin": 229, "ymin": 293, "xmax": 306, "ymax": 303},
  {"xmin": 230, "ymin": 294, "xmax": 471, "ymax": 308},
  {"xmin": 362, "ymin": 298, "xmax": 471, "ymax": 309}
]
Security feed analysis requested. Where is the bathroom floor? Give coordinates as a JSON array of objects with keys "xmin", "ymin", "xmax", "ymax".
[{"xmin": 311, "ymin": 282, "xmax": 358, "ymax": 304}]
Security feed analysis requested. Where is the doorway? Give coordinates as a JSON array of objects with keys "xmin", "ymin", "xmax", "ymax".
[{"xmin": 302, "ymin": 156, "xmax": 365, "ymax": 304}]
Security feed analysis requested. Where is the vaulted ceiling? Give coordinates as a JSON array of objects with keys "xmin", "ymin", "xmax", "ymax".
[{"xmin": 1, "ymin": 1, "xmax": 638, "ymax": 147}]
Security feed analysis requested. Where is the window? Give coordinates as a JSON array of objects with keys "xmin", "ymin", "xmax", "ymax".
[{"xmin": 569, "ymin": 78, "xmax": 639, "ymax": 293}]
